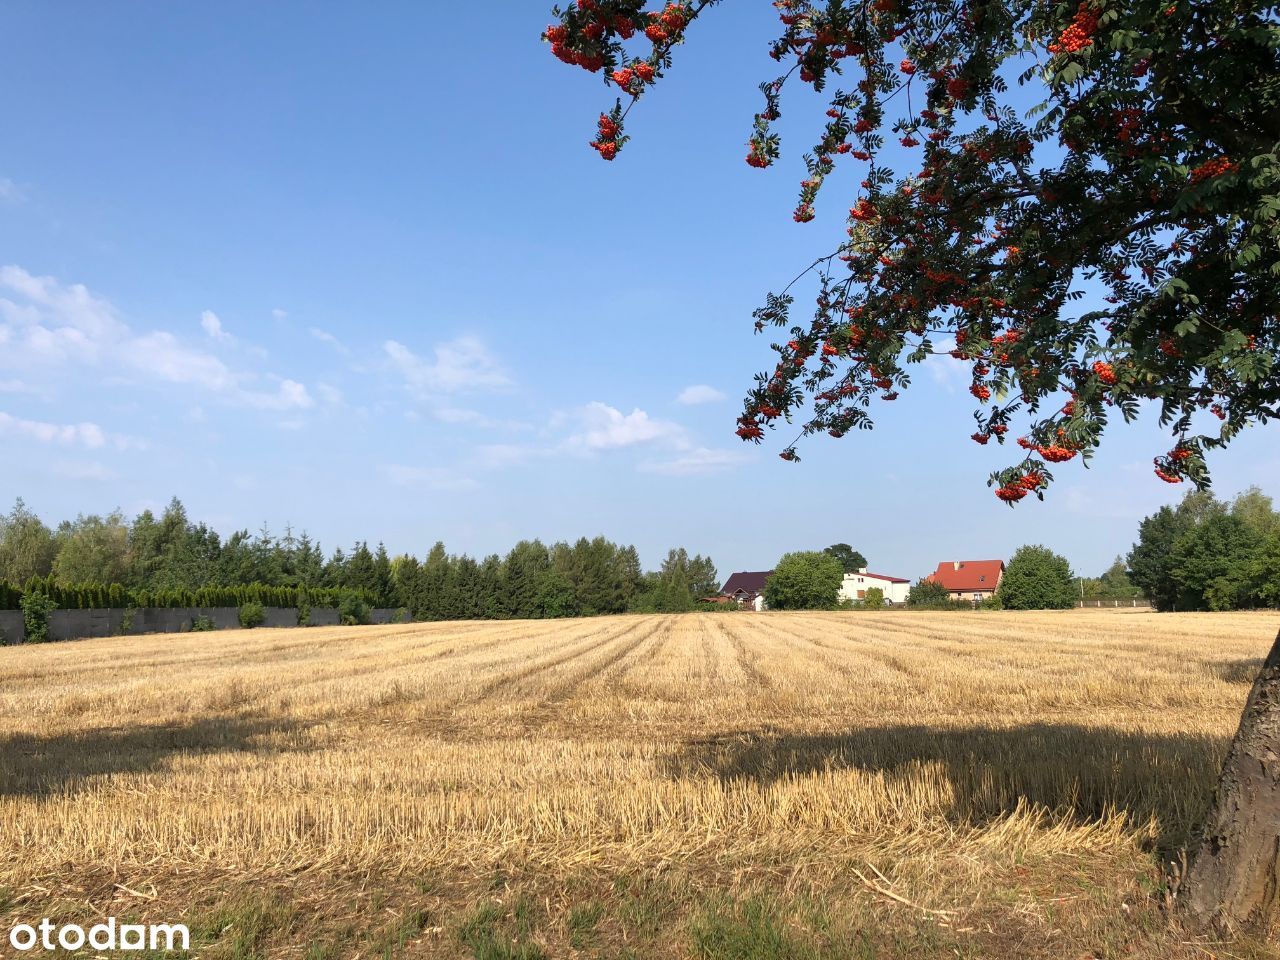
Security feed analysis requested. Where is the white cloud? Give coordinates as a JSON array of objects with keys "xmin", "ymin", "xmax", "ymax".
[
  {"xmin": 316, "ymin": 383, "xmax": 344, "ymax": 407},
  {"xmin": 0, "ymin": 266, "xmax": 124, "ymax": 367},
  {"xmin": 52, "ymin": 460, "xmax": 115, "ymax": 481},
  {"xmin": 309, "ymin": 327, "xmax": 348, "ymax": 354},
  {"xmin": 925, "ymin": 337, "xmax": 966, "ymax": 394},
  {"xmin": 385, "ymin": 336, "xmax": 510, "ymax": 397},
  {"xmin": 677, "ymin": 384, "xmax": 726, "ymax": 405},
  {"xmin": 272, "ymin": 308, "xmax": 288, "ymax": 320},
  {"xmin": 476, "ymin": 444, "xmax": 541, "ymax": 468},
  {"xmin": 200, "ymin": 310, "xmax": 230, "ymax": 340},
  {"xmin": 0, "ymin": 178, "xmax": 25, "ymax": 203},
  {"xmin": 129, "ymin": 331, "xmax": 235, "ymax": 389},
  {"xmin": 564, "ymin": 402, "xmax": 687, "ymax": 452},
  {"xmin": 0, "ymin": 411, "xmax": 142, "ymax": 451},
  {"xmin": 435, "ymin": 406, "xmax": 480, "ymax": 424},
  {"xmin": 380, "ymin": 464, "xmax": 477, "ymax": 490},
  {"xmin": 240, "ymin": 379, "xmax": 314, "ymax": 411},
  {"xmin": 641, "ymin": 447, "xmax": 750, "ymax": 476},
  {"xmin": 0, "ymin": 266, "xmax": 315, "ymax": 415},
  {"xmin": 0, "ymin": 379, "xmax": 30, "ymax": 393}
]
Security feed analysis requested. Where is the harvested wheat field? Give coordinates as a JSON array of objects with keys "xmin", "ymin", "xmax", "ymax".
[{"xmin": 1, "ymin": 609, "xmax": 1277, "ymax": 958}]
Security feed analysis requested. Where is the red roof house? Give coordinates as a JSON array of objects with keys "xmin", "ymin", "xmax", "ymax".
[{"xmin": 927, "ymin": 560, "xmax": 1005, "ymax": 599}]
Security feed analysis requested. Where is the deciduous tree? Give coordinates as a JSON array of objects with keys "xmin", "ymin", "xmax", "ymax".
[
  {"xmin": 544, "ymin": 0, "xmax": 1280, "ymax": 928},
  {"xmin": 823, "ymin": 543, "xmax": 868, "ymax": 573},
  {"xmin": 906, "ymin": 577, "xmax": 950, "ymax": 607},
  {"xmin": 764, "ymin": 551, "xmax": 844, "ymax": 609},
  {"xmin": 543, "ymin": 0, "xmax": 1278, "ymax": 501},
  {"xmin": 52, "ymin": 512, "xmax": 131, "ymax": 586},
  {"xmin": 0, "ymin": 499, "xmax": 57, "ymax": 585},
  {"xmin": 998, "ymin": 544, "xmax": 1076, "ymax": 609}
]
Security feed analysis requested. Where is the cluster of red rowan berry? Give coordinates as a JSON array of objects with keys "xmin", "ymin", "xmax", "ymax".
[
  {"xmin": 546, "ymin": 21, "xmax": 606, "ymax": 72},
  {"xmin": 591, "ymin": 112, "xmax": 623, "ymax": 160},
  {"xmin": 1047, "ymin": 2, "xmax": 1099, "ymax": 54},
  {"xmin": 995, "ymin": 470, "xmax": 1047, "ymax": 502},
  {"xmin": 1016, "ymin": 435, "xmax": 1081, "ymax": 462},
  {"xmin": 735, "ymin": 415, "xmax": 765, "ymax": 441},
  {"xmin": 546, "ymin": 1, "xmax": 690, "ymax": 74},
  {"xmin": 610, "ymin": 61, "xmax": 656, "ymax": 94},
  {"xmin": 971, "ymin": 423, "xmax": 1009, "ymax": 445},
  {"xmin": 545, "ymin": 1, "xmax": 694, "ymax": 160},
  {"xmin": 1153, "ymin": 444, "xmax": 1193, "ymax": 483},
  {"xmin": 1190, "ymin": 156, "xmax": 1240, "ymax": 183}
]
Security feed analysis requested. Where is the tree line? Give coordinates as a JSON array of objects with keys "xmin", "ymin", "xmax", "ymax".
[
  {"xmin": 763, "ymin": 488, "xmax": 1280, "ymax": 613},
  {"xmin": 1128, "ymin": 487, "xmax": 1280, "ymax": 612},
  {"xmin": 0, "ymin": 498, "xmax": 720, "ymax": 619}
]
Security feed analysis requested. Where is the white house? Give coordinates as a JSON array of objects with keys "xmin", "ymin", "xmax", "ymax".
[{"xmin": 838, "ymin": 567, "xmax": 911, "ymax": 605}]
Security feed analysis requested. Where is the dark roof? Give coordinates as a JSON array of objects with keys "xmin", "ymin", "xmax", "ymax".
[
  {"xmin": 927, "ymin": 560, "xmax": 1005, "ymax": 592},
  {"xmin": 854, "ymin": 571, "xmax": 911, "ymax": 584},
  {"xmin": 722, "ymin": 571, "xmax": 774, "ymax": 596}
]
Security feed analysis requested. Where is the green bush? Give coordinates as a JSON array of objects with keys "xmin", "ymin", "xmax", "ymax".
[
  {"xmin": 700, "ymin": 599, "xmax": 742, "ymax": 612},
  {"xmin": 190, "ymin": 615, "xmax": 217, "ymax": 632},
  {"xmin": 535, "ymin": 571, "xmax": 580, "ymax": 618},
  {"xmin": 763, "ymin": 551, "xmax": 844, "ymax": 610},
  {"xmin": 906, "ymin": 578, "xmax": 950, "ymax": 607},
  {"xmin": 628, "ymin": 580, "xmax": 694, "ymax": 614},
  {"xmin": 998, "ymin": 545, "xmax": 1075, "ymax": 610},
  {"xmin": 238, "ymin": 601, "xmax": 266, "ymax": 629},
  {"xmin": 20, "ymin": 590, "xmax": 56, "ymax": 643},
  {"xmin": 338, "ymin": 591, "xmax": 371, "ymax": 626},
  {"xmin": 296, "ymin": 586, "xmax": 312, "ymax": 627},
  {"xmin": 0, "ymin": 579, "xmax": 369, "ymax": 614}
]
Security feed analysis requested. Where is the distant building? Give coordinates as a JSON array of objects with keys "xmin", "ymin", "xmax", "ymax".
[
  {"xmin": 721, "ymin": 570, "xmax": 774, "ymax": 609},
  {"xmin": 927, "ymin": 560, "xmax": 1005, "ymax": 602},
  {"xmin": 838, "ymin": 568, "xmax": 911, "ymax": 605}
]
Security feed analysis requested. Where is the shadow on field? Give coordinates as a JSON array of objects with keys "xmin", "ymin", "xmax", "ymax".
[
  {"xmin": 666, "ymin": 723, "xmax": 1230, "ymax": 849},
  {"xmin": 0, "ymin": 716, "xmax": 308, "ymax": 798},
  {"xmin": 1208, "ymin": 657, "xmax": 1265, "ymax": 685}
]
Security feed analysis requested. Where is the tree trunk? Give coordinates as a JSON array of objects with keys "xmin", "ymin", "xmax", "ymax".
[{"xmin": 1181, "ymin": 628, "xmax": 1280, "ymax": 932}]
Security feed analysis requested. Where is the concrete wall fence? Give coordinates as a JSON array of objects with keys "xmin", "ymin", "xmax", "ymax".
[
  {"xmin": 0, "ymin": 607, "xmax": 406, "ymax": 646},
  {"xmin": 1076, "ymin": 599, "xmax": 1152, "ymax": 608}
]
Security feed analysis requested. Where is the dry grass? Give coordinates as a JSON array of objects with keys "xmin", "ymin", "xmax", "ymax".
[{"xmin": 0, "ymin": 609, "xmax": 1276, "ymax": 958}]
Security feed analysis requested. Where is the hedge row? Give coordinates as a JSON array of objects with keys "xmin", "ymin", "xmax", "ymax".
[{"xmin": 1, "ymin": 576, "xmax": 371, "ymax": 611}]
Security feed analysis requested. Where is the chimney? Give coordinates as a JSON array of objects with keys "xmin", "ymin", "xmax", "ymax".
[
  {"xmin": 858, "ymin": 566, "xmax": 868, "ymax": 574},
  {"xmin": 952, "ymin": 561, "xmax": 961, "ymax": 571}
]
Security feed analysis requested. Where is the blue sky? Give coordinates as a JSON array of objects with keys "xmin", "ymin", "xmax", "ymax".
[{"xmin": 1, "ymin": 1, "xmax": 1275, "ymax": 580}]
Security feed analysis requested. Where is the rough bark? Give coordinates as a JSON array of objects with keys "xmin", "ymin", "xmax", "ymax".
[{"xmin": 1181, "ymin": 628, "xmax": 1280, "ymax": 932}]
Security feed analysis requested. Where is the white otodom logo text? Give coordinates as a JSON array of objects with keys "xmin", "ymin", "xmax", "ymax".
[{"xmin": 8, "ymin": 918, "xmax": 190, "ymax": 952}]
